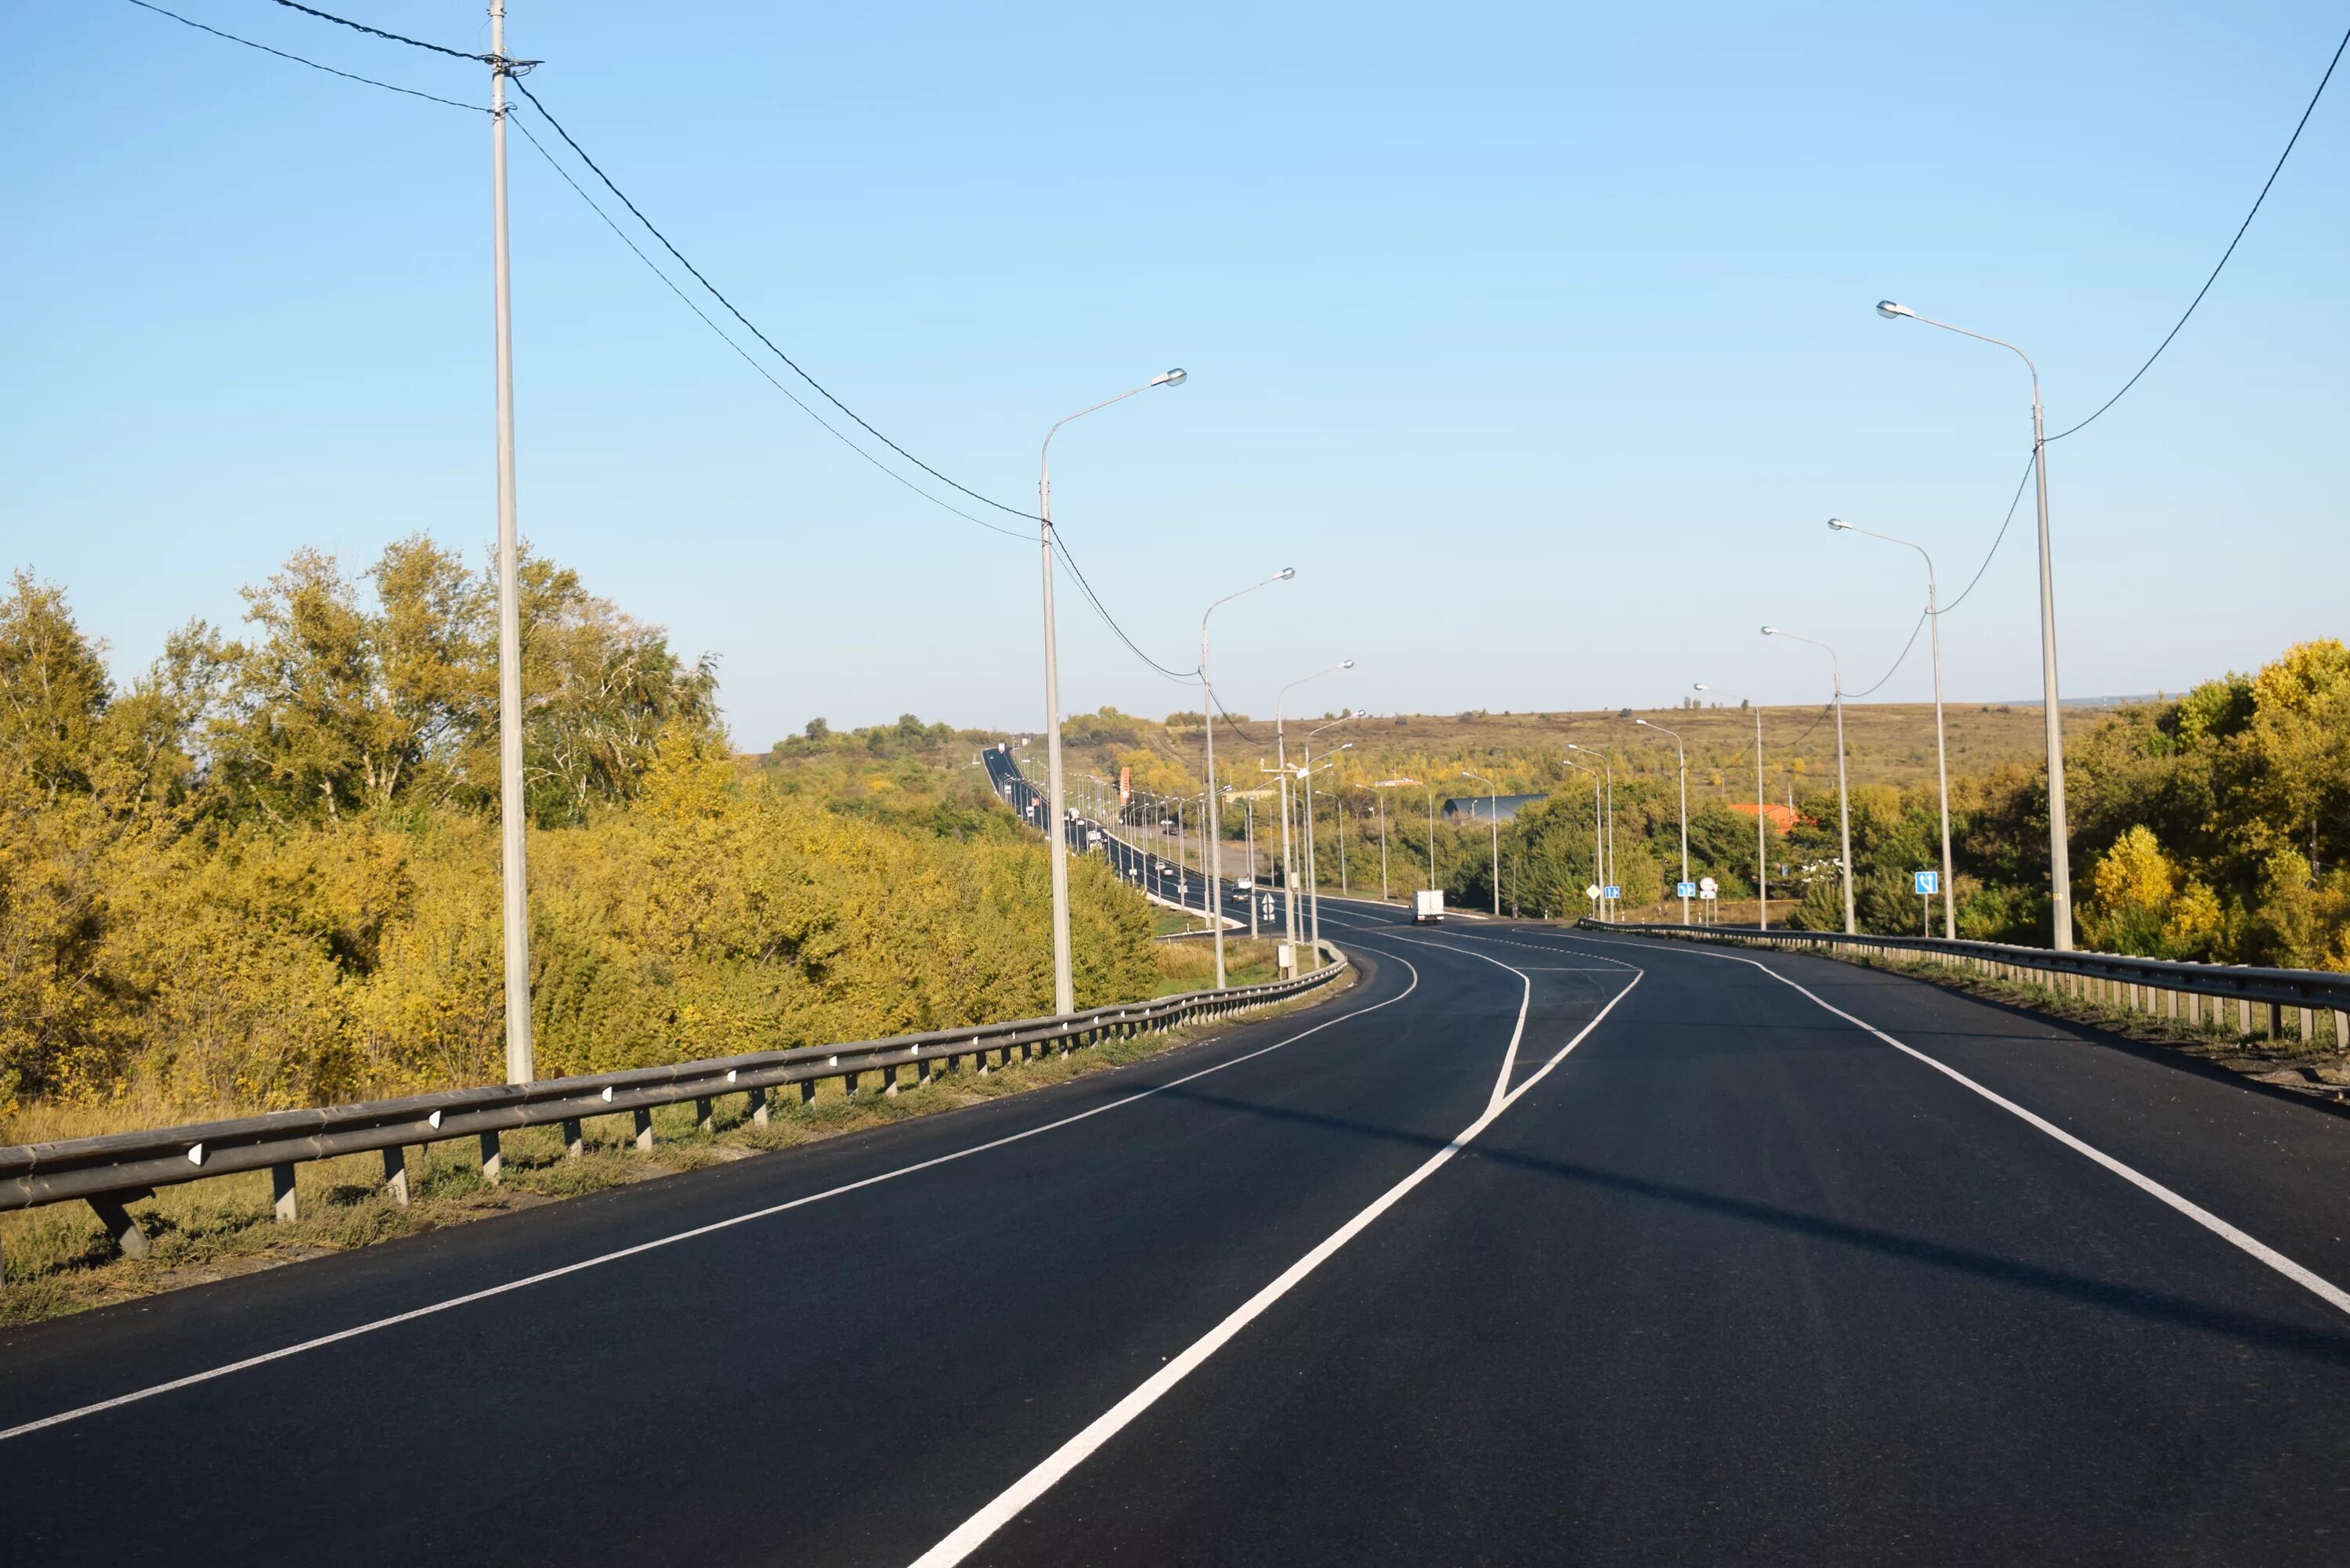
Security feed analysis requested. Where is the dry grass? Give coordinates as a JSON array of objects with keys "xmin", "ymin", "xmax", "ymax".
[{"xmin": 0, "ymin": 960, "xmax": 1354, "ymax": 1325}]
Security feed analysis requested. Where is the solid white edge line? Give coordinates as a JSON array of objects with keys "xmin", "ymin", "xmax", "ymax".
[
  {"xmin": 0, "ymin": 951, "xmax": 1425, "ymax": 1446},
  {"xmin": 906, "ymin": 959, "xmax": 1643, "ymax": 1568},
  {"xmin": 1572, "ymin": 928, "xmax": 2350, "ymax": 1319}
]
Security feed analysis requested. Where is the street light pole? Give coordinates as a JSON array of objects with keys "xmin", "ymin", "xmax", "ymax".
[
  {"xmin": 1830, "ymin": 518, "xmax": 1957, "ymax": 938},
  {"xmin": 1564, "ymin": 743, "xmax": 1612, "ymax": 919},
  {"xmin": 1562, "ymin": 755, "xmax": 1598, "ymax": 918},
  {"xmin": 1878, "ymin": 301, "xmax": 2070, "ymax": 948},
  {"xmin": 488, "ymin": 1, "xmax": 533, "ymax": 1086},
  {"xmin": 1462, "ymin": 769, "xmax": 1500, "ymax": 916},
  {"xmin": 1201, "ymin": 568, "xmax": 1293, "ymax": 986},
  {"xmin": 1694, "ymin": 684, "xmax": 1766, "ymax": 929},
  {"xmin": 1272, "ymin": 667, "xmax": 1352, "ymax": 949},
  {"xmin": 1037, "ymin": 367, "xmax": 1187, "ymax": 1013},
  {"xmin": 1763, "ymin": 627, "xmax": 1856, "ymax": 934},
  {"xmin": 1635, "ymin": 718, "xmax": 1690, "ymax": 925},
  {"xmin": 1245, "ymin": 797, "xmax": 1258, "ymax": 938}
]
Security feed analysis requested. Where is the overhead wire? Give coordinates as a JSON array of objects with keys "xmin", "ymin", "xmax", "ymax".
[
  {"xmin": 505, "ymin": 114, "xmax": 1027, "ymax": 543},
  {"xmin": 269, "ymin": 0, "xmax": 499, "ymax": 63},
  {"xmin": 266, "ymin": 0, "xmax": 1201, "ymax": 682},
  {"xmin": 121, "ymin": 0, "xmax": 486, "ymax": 110},
  {"xmin": 2048, "ymin": 23, "xmax": 2349, "ymax": 442}
]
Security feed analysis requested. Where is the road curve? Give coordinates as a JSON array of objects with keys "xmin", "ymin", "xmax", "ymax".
[{"xmin": 9, "ymin": 897, "xmax": 2350, "ymax": 1563}]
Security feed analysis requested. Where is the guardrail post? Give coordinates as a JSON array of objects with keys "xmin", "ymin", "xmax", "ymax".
[
  {"xmin": 2298, "ymin": 1006, "xmax": 2315, "ymax": 1046},
  {"xmin": 2335, "ymin": 1011, "xmax": 2349, "ymax": 1051},
  {"xmin": 799, "ymin": 1078, "xmax": 818, "ymax": 1106},
  {"xmin": 749, "ymin": 1086, "xmax": 769, "ymax": 1125},
  {"xmin": 633, "ymin": 1107, "xmax": 655, "ymax": 1152},
  {"xmin": 883, "ymin": 1063, "xmax": 900, "ymax": 1097},
  {"xmin": 87, "ymin": 1191, "xmax": 153, "ymax": 1259},
  {"xmin": 696, "ymin": 1097, "xmax": 715, "ymax": 1133},
  {"xmin": 269, "ymin": 1162, "xmax": 300, "ymax": 1223},
  {"xmin": 479, "ymin": 1132, "xmax": 502, "ymax": 1184},
  {"xmin": 383, "ymin": 1147, "xmax": 410, "ymax": 1207},
  {"xmin": 2238, "ymin": 998, "xmax": 2254, "ymax": 1037},
  {"xmin": 562, "ymin": 1118, "xmax": 584, "ymax": 1158}
]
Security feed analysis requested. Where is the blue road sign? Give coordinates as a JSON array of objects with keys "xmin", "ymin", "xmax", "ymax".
[
  {"xmin": 1676, "ymin": 880, "xmax": 1697, "ymax": 899},
  {"xmin": 1914, "ymin": 869, "xmax": 1940, "ymax": 896},
  {"xmin": 1605, "ymin": 884, "xmax": 1622, "ymax": 899}
]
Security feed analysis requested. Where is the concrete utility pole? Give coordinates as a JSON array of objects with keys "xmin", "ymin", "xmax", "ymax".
[
  {"xmin": 1634, "ymin": 719, "xmax": 1690, "ymax": 926},
  {"xmin": 489, "ymin": 2, "xmax": 532, "ymax": 1086},
  {"xmin": 1245, "ymin": 798, "xmax": 1258, "ymax": 938},
  {"xmin": 1878, "ymin": 302, "xmax": 2070, "ymax": 948},
  {"xmin": 1830, "ymin": 518, "xmax": 1957, "ymax": 938},
  {"xmin": 1463, "ymin": 770, "xmax": 1500, "ymax": 916},
  {"xmin": 1201, "ymin": 569, "xmax": 1291, "ymax": 986},
  {"xmin": 1764, "ymin": 627, "xmax": 1856, "ymax": 934},
  {"xmin": 1036, "ymin": 371, "xmax": 1186, "ymax": 1013},
  {"xmin": 1694, "ymin": 684, "xmax": 1767, "ymax": 930},
  {"xmin": 1272, "ymin": 664, "xmax": 1351, "ymax": 949},
  {"xmin": 1565, "ymin": 743, "xmax": 1612, "ymax": 920}
]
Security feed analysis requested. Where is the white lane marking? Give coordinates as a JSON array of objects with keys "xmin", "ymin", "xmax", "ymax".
[
  {"xmin": 906, "ymin": 963, "xmax": 1642, "ymax": 1568},
  {"xmin": 1368, "ymin": 930, "xmax": 1534, "ymax": 1112},
  {"xmin": 0, "ymin": 951, "xmax": 1423, "ymax": 1446},
  {"xmin": 1570, "ymin": 929, "xmax": 2350, "ymax": 1319},
  {"xmin": 1448, "ymin": 927, "xmax": 1645, "ymax": 972}
]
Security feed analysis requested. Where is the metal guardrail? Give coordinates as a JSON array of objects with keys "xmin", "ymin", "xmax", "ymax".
[
  {"xmin": 0, "ymin": 947, "xmax": 1347, "ymax": 1262},
  {"xmin": 1584, "ymin": 919, "xmax": 2350, "ymax": 1038}
]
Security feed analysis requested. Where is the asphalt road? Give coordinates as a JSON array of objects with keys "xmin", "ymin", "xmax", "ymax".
[{"xmin": 8, "ymin": 761, "xmax": 2350, "ymax": 1563}]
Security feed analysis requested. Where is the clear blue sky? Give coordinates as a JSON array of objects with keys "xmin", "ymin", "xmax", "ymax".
[{"xmin": 5, "ymin": 2, "xmax": 2344, "ymax": 746}]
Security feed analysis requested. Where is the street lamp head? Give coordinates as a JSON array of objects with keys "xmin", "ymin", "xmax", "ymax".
[
  {"xmin": 1761, "ymin": 626, "xmax": 1780, "ymax": 637},
  {"xmin": 1634, "ymin": 718, "xmax": 1651, "ymax": 728},
  {"xmin": 1150, "ymin": 367, "xmax": 1188, "ymax": 387},
  {"xmin": 1339, "ymin": 659, "xmax": 1356, "ymax": 670},
  {"xmin": 1827, "ymin": 517, "xmax": 1852, "ymax": 531},
  {"xmin": 1276, "ymin": 567, "xmax": 1296, "ymax": 580},
  {"xmin": 1692, "ymin": 681, "xmax": 1711, "ymax": 692},
  {"xmin": 1875, "ymin": 301, "xmax": 1914, "ymax": 320}
]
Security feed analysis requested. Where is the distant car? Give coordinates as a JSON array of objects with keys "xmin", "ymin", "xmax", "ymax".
[
  {"xmin": 1155, "ymin": 861, "xmax": 1172, "ymax": 876},
  {"xmin": 1235, "ymin": 877, "xmax": 1254, "ymax": 891}
]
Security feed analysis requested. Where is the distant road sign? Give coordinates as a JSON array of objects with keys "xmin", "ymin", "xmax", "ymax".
[
  {"xmin": 1676, "ymin": 881, "xmax": 1696, "ymax": 899},
  {"xmin": 1914, "ymin": 869, "xmax": 1940, "ymax": 896},
  {"xmin": 1585, "ymin": 884, "xmax": 1602, "ymax": 901},
  {"xmin": 1699, "ymin": 876, "xmax": 1718, "ymax": 894},
  {"xmin": 1605, "ymin": 885, "xmax": 1622, "ymax": 899}
]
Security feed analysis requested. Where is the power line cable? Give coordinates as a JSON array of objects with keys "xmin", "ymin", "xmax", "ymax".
[
  {"xmin": 1845, "ymin": 609, "xmax": 1928, "ymax": 699},
  {"xmin": 2048, "ymin": 23, "xmax": 2349, "ymax": 441},
  {"xmin": 1936, "ymin": 453, "xmax": 2036, "ymax": 616},
  {"xmin": 269, "ymin": 0, "xmax": 1196, "ymax": 682},
  {"xmin": 507, "ymin": 114, "xmax": 1027, "ymax": 543},
  {"xmin": 504, "ymin": 78, "xmax": 1041, "ymax": 524},
  {"xmin": 269, "ymin": 0, "xmax": 501, "ymax": 63},
  {"xmin": 1050, "ymin": 533, "xmax": 1201, "ymax": 681},
  {"xmin": 121, "ymin": 0, "xmax": 486, "ymax": 110}
]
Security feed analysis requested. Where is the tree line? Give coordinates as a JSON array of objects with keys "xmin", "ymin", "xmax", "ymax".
[{"xmin": 0, "ymin": 546, "xmax": 1152, "ymax": 1123}]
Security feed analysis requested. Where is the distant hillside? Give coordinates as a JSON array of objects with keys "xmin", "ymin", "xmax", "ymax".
[{"xmin": 1010, "ymin": 700, "xmax": 2105, "ymax": 810}]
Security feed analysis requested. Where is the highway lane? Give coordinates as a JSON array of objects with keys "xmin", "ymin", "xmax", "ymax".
[
  {"xmin": 0, "ymin": 902, "xmax": 1629, "ymax": 1566},
  {"xmin": 15, "ymin": 752, "xmax": 2350, "ymax": 1564},
  {"xmin": 981, "ymin": 744, "xmax": 1285, "ymax": 931},
  {"xmin": 945, "ymin": 921, "xmax": 2350, "ymax": 1566}
]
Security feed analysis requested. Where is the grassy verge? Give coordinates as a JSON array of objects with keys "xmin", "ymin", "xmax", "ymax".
[
  {"xmin": 1827, "ymin": 948, "xmax": 2350, "ymax": 1100},
  {"xmin": 0, "ymin": 958, "xmax": 1354, "ymax": 1326}
]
